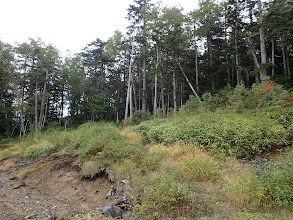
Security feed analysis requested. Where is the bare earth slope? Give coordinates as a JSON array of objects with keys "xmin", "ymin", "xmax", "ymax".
[{"xmin": 0, "ymin": 156, "xmax": 114, "ymax": 219}]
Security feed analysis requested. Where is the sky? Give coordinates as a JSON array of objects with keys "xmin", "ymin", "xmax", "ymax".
[{"xmin": 0, "ymin": 0, "xmax": 198, "ymax": 55}]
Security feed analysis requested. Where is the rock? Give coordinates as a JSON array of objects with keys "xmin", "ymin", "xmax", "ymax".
[
  {"xmin": 106, "ymin": 169, "xmax": 117, "ymax": 182},
  {"xmin": 102, "ymin": 205, "xmax": 123, "ymax": 219},
  {"xmin": 106, "ymin": 187, "xmax": 115, "ymax": 199},
  {"xmin": 116, "ymin": 180, "xmax": 133, "ymax": 198},
  {"xmin": 67, "ymin": 210, "xmax": 79, "ymax": 217},
  {"xmin": 122, "ymin": 212, "xmax": 135, "ymax": 220},
  {"xmin": 105, "ymin": 180, "xmax": 133, "ymax": 210},
  {"xmin": 13, "ymin": 181, "xmax": 26, "ymax": 189}
]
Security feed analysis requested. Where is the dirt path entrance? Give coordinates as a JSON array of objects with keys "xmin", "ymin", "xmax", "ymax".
[{"xmin": 0, "ymin": 156, "xmax": 114, "ymax": 219}]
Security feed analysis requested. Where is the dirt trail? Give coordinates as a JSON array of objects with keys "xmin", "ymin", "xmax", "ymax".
[{"xmin": 0, "ymin": 156, "xmax": 114, "ymax": 219}]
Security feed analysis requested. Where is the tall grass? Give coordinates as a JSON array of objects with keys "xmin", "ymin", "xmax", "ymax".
[{"xmin": 130, "ymin": 110, "xmax": 289, "ymax": 158}]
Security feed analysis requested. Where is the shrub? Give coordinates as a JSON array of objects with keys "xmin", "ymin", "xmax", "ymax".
[
  {"xmin": 134, "ymin": 173, "xmax": 190, "ymax": 218},
  {"xmin": 252, "ymin": 80, "xmax": 292, "ymax": 107},
  {"xmin": 24, "ymin": 142, "xmax": 57, "ymax": 159},
  {"xmin": 226, "ymin": 83, "xmax": 253, "ymax": 110},
  {"xmin": 253, "ymin": 151, "xmax": 293, "ymax": 209},
  {"xmin": 181, "ymin": 95, "xmax": 201, "ymax": 112},
  {"xmin": 202, "ymin": 92, "xmax": 216, "ymax": 110},
  {"xmin": 132, "ymin": 110, "xmax": 151, "ymax": 125},
  {"xmin": 131, "ymin": 111, "xmax": 288, "ymax": 158}
]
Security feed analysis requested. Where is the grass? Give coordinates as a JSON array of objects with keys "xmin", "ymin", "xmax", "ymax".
[
  {"xmin": 1, "ymin": 107, "xmax": 292, "ymax": 219},
  {"xmin": 0, "ymin": 160, "xmax": 15, "ymax": 171},
  {"xmin": 17, "ymin": 160, "xmax": 55, "ymax": 180}
]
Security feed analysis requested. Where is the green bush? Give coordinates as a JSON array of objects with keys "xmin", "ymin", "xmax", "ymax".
[
  {"xmin": 181, "ymin": 95, "xmax": 201, "ymax": 112},
  {"xmin": 132, "ymin": 110, "xmax": 151, "ymax": 125},
  {"xmin": 253, "ymin": 151, "xmax": 293, "ymax": 209},
  {"xmin": 132, "ymin": 111, "xmax": 288, "ymax": 158},
  {"xmin": 24, "ymin": 143, "xmax": 57, "ymax": 159},
  {"xmin": 134, "ymin": 173, "xmax": 190, "ymax": 218}
]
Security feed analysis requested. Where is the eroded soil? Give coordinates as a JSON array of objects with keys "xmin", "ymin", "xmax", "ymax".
[{"xmin": 0, "ymin": 156, "xmax": 114, "ymax": 219}]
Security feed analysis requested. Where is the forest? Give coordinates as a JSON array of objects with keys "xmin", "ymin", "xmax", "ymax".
[
  {"xmin": 0, "ymin": 0, "xmax": 292, "ymax": 138},
  {"xmin": 0, "ymin": 0, "xmax": 293, "ymax": 219}
]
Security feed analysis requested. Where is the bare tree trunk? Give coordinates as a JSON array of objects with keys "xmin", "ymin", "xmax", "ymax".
[
  {"xmin": 178, "ymin": 62, "xmax": 201, "ymax": 101},
  {"xmin": 124, "ymin": 35, "xmax": 135, "ymax": 126},
  {"xmin": 258, "ymin": 0, "xmax": 267, "ymax": 79},
  {"xmin": 142, "ymin": 43, "xmax": 147, "ymax": 113},
  {"xmin": 235, "ymin": 0, "xmax": 241, "ymax": 85},
  {"xmin": 132, "ymin": 81, "xmax": 137, "ymax": 111},
  {"xmin": 172, "ymin": 71, "xmax": 177, "ymax": 115},
  {"xmin": 160, "ymin": 72, "xmax": 165, "ymax": 116},
  {"xmin": 180, "ymin": 82, "xmax": 183, "ymax": 108},
  {"xmin": 272, "ymin": 38, "xmax": 275, "ymax": 77},
  {"xmin": 154, "ymin": 48, "xmax": 159, "ymax": 118},
  {"xmin": 286, "ymin": 44, "xmax": 291, "ymax": 79},
  {"xmin": 281, "ymin": 39, "xmax": 288, "ymax": 79},
  {"xmin": 207, "ymin": 33, "xmax": 215, "ymax": 90},
  {"xmin": 39, "ymin": 68, "xmax": 49, "ymax": 130},
  {"xmin": 247, "ymin": 37, "xmax": 261, "ymax": 84},
  {"xmin": 195, "ymin": 42, "xmax": 199, "ymax": 92},
  {"xmin": 34, "ymin": 82, "xmax": 38, "ymax": 135},
  {"xmin": 130, "ymin": 84, "xmax": 133, "ymax": 119}
]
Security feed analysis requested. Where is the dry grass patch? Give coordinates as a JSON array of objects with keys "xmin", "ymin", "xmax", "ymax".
[
  {"xmin": 224, "ymin": 167, "xmax": 255, "ymax": 207},
  {"xmin": 149, "ymin": 144, "xmax": 170, "ymax": 159},
  {"xmin": 81, "ymin": 161, "xmax": 101, "ymax": 178},
  {"xmin": 0, "ymin": 160, "xmax": 15, "ymax": 171},
  {"xmin": 120, "ymin": 131, "xmax": 144, "ymax": 144},
  {"xmin": 0, "ymin": 146, "xmax": 21, "ymax": 161}
]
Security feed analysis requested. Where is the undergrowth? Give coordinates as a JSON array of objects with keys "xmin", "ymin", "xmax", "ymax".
[{"xmin": 1, "ymin": 83, "xmax": 292, "ymax": 219}]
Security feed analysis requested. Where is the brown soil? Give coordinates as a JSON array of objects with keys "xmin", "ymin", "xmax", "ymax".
[{"xmin": 0, "ymin": 156, "xmax": 115, "ymax": 219}]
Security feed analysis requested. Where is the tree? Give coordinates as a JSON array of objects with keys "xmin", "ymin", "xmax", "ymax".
[
  {"xmin": 127, "ymin": 0, "xmax": 152, "ymax": 113},
  {"xmin": 0, "ymin": 41, "xmax": 15, "ymax": 138}
]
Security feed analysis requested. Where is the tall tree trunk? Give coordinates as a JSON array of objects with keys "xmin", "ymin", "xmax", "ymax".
[
  {"xmin": 34, "ymin": 82, "xmax": 38, "ymax": 135},
  {"xmin": 258, "ymin": 0, "xmax": 267, "ymax": 79},
  {"xmin": 39, "ymin": 68, "xmax": 49, "ymax": 130},
  {"xmin": 142, "ymin": 46, "xmax": 147, "ymax": 113},
  {"xmin": 235, "ymin": 0, "xmax": 241, "ymax": 85},
  {"xmin": 272, "ymin": 38, "xmax": 275, "ymax": 77},
  {"xmin": 207, "ymin": 33, "xmax": 215, "ymax": 90},
  {"xmin": 159, "ymin": 71, "xmax": 165, "ymax": 116},
  {"xmin": 195, "ymin": 43, "xmax": 199, "ymax": 91},
  {"xmin": 172, "ymin": 70, "xmax": 177, "ymax": 115},
  {"xmin": 281, "ymin": 38, "xmax": 288, "ymax": 79},
  {"xmin": 154, "ymin": 48, "xmax": 159, "ymax": 118},
  {"xmin": 286, "ymin": 43, "xmax": 291, "ymax": 79},
  {"xmin": 247, "ymin": 37, "xmax": 261, "ymax": 84},
  {"xmin": 124, "ymin": 35, "xmax": 135, "ymax": 126},
  {"xmin": 178, "ymin": 62, "xmax": 201, "ymax": 101},
  {"xmin": 130, "ymin": 83, "xmax": 133, "ymax": 119}
]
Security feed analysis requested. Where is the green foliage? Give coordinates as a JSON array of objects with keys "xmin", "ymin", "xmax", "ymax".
[
  {"xmin": 132, "ymin": 110, "xmax": 151, "ymax": 125},
  {"xmin": 252, "ymin": 81, "xmax": 292, "ymax": 107},
  {"xmin": 202, "ymin": 92, "xmax": 216, "ymax": 110},
  {"xmin": 132, "ymin": 111, "xmax": 288, "ymax": 158},
  {"xmin": 175, "ymin": 157, "xmax": 221, "ymax": 182},
  {"xmin": 181, "ymin": 95, "xmax": 201, "ymax": 112},
  {"xmin": 134, "ymin": 173, "xmax": 190, "ymax": 219},
  {"xmin": 258, "ymin": 106, "xmax": 293, "ymax": 139},
  {"xmin": 253, "ymin": 151, "xmax": 293, "ymax": 209},
  {"xmin": 226, "ymin": 83, "xmax": 254, "ymax": 110},
  {"xmin": 24, "ymin": 143, "xmax": 57, "ymax": 159},
  {"xmin": 128, "ymin": 118, "xmax": 169, "ymax": 141}
]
